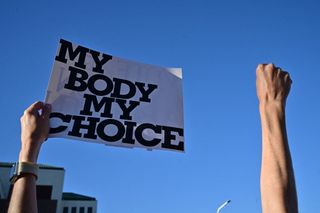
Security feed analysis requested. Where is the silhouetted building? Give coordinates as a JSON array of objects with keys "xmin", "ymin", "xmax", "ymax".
[{"xmin": 0, "ymin": 162, "xmax": 97, "ymax": 213}]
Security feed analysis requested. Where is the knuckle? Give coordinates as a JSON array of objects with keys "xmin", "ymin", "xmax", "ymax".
[
  {"xmin": 267, "ymin": 63, "xmax": 275, "ymax": 68},
  {"xmin": 257, "ymin": 64, "xmax": 263, "ymax": 68},
  {"xmin": 265, "ymin": 64, "xmax": 275, "ymax": 72},
  {"xmin": 284, "ymin": 73, "xmax": 292, "ymax": 81},
  {"xmin": 256, "ymin": 64, "xmax": 265, "ymax": 73}
]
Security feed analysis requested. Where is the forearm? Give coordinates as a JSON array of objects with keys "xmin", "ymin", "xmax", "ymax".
[
  {"xmin": 8, "ymin": 147, "xmax": 40, "ymax": 213},
  {"xmin": 260, "ymin": 102, "xmax": 298, "ymax": 213},
  {"xmin": 8, "ymin": 175, "xmax": 37, "ymax": 213}
]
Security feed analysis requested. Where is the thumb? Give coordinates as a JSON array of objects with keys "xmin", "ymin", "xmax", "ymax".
[{"xmin": 42, "ymin": 104, "xmax": 52, "ymax": 119}]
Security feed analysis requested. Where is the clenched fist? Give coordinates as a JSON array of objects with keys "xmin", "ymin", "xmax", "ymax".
[{"xmin": 256, "ymin": 63, "xmax": 292, "ymax": 106}]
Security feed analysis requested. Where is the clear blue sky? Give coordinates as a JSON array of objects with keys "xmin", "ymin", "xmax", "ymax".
[{"xmin": 1, "ymin": 1, "xmax": 320, "ymax": 212}]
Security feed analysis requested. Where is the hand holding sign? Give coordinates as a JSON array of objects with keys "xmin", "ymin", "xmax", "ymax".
[{"xmin": 19, "ymin": 101, "xmax": 51, "ymax": 163}]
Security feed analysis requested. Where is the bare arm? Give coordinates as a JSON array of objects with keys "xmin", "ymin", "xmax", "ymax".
[
  {"xmin": 256, "ymin": 64, "xmax": 298, "ymax": 213},
  {"xmin": 8, "ymin": 101, "xmax": 51, "ymax": 213}
]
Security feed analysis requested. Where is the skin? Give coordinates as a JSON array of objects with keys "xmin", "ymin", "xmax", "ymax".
[
  {"xmin": 8, "ymin": 64, "xmax": 299, "ymax": 213},
  {"xmin": 256, "ymin": 64, "xmax": 298, "ymax": 213},
  {"xmin": 8, "ymin": 101, "xmax": 51, "ymax": 213}
]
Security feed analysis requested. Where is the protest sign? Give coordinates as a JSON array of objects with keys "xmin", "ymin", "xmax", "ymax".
[{"xmin": 45, "ymin": 39, "xmax": 184, "ymax": 152}]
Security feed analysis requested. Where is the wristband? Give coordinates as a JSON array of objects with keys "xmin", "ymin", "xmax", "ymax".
[{"xmin": 10, "ymin": 162, "xmax": 38, "ymax": 184}]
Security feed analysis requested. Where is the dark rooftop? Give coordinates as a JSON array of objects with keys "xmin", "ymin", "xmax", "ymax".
[{"xmin": 62, "ymin": 192, "xmax": 96, "ymax": 201}]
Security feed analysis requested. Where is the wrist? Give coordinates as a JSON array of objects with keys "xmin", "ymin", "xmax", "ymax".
[
  {"xmin": 259, "ymin": 101, "xmax": 287, "ymax": 124},
  {"xmin": 259, "ymin": 100, "xmax": 286, "ymax": 114},
  {"xmin": 19, "ymin": 142, "xmax": 41, "ymax": 163},
  {"xmin": 10, "ymin": 162, "xmax": 39, "ymax": 184}
]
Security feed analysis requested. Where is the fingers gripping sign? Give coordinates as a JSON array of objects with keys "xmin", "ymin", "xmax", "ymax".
[{"xmin": 20, "ymin": 101, "xmax": 51, "ymax": 163}]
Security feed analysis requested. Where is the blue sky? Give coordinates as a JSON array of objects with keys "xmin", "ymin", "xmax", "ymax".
[{"xmin": 1, "ymin": 0, "xmax": 320, "ymax": 212}]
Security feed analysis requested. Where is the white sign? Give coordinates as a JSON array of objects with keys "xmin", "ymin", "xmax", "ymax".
[{"xmin": 45, "ymin": 39, "xmax": 184, "ymax": 152}]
